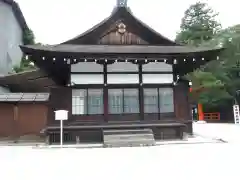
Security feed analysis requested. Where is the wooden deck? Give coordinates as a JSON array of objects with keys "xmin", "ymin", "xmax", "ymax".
[
  {"xmin": 45, "ymin": 120, "xmax": 186, "ymax": 130},
  {"xmin": 43, "ymin": 120, "xmax": 190, "ymax": 144}
]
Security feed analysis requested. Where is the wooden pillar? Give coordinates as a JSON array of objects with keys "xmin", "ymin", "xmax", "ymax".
[
  {"xmin": 48, "ymin": 87, "xmax": 72, "ymax": 123},
  {"xmin": 139, "ymin": 64, "xmax": 144, "ymax": 120},
  {"xmin": 174, "ymin": 82, "xmax": 192, "ymax": 121},
  {"xmin": 103, "ymin": 63, "xmax": 108, "ymax": 122},
  {"xmin": 198, "ymin": 103, "xmax": 204, "ymax": 121}
]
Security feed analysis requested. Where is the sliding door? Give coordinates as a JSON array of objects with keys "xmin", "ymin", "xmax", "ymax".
[
  {"xmin": 72, "ymin": 89, "xmax": 104, "ymax": 121},
  {"xmin": 143, "ymin": 88, "xmax": 174, "ymax": 120},
  {"xmin": 108, "ymin": 88, "xmax": 140, "ymax": 121}
]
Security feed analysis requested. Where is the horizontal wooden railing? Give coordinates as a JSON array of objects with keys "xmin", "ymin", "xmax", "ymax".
[{"xmin": 203, "ymin": 112, "xmax": 220, "ymax": 121}]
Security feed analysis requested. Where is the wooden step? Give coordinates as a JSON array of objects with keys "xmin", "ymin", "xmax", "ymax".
[
  {"xmin": 104, "ymin": 129, "xmax": 153, "ymax": 136},
  {"xmin": 103, "ymin": 128, "xmax": 155, "ymax": 148}
]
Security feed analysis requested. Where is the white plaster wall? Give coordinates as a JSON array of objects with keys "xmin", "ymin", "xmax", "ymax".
[
  {"xmin": 0, "ymin": 2, "xmax": 23, "ymax": 76},
  {"xmin": 107, "ymin": 74, "xmax": 139, "ymax": 84},
  {"xmin": 71, "ymin": 62, "xmax": 103, "ymax": 72},
  {"xmin": 142, "ymin": 74, "xmax": 173, "ymax": 84},
  {"xmin": 107, "ymin": 62, "xmax": 138, "ymax": 72},
  {"xmin": 142, "ymin": 62, "xmax": 172, "ymax": 72},
  {"xmin": 71, "ymin": 74, "xmax": 104, "ymax": 84}
]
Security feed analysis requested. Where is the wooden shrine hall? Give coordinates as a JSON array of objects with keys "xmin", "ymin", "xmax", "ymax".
[{"xmin": 0, "ymin": 0, "xmax": 223, "ymax": 145}]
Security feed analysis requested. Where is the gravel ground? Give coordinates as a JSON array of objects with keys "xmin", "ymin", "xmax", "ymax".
[
  {"xmin": 193, "ymin": 122, "xmax": 240, "ymax": 142},
  {"xmin": 0, "ymin": 123, "xmax": 239, "ymax": 180}
]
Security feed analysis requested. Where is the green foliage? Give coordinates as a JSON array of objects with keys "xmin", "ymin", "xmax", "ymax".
[
  {"xmin": 12, "ymin": 27, "xmax": 36, "ymax": 73},
  {"xmin": 186, "ymin": 24, "xmax": 240, "ymax": 107},
  {"xmin": 198, "ymin": 89, "xmax": 232, "ymax": 107},
  {"xmin": 23, "ymin": 28, "xmax": 35, "ymax": 45},
  {"xmin": 12, "ymin": 56, "xmax": 36, "ymax": 73},
  {"xmin": 186, "ymin": 70, "xmax": 232, "ymax": 106},
  {"xmin": 176, "ymin": 2, "xmax": 221, "ymax": 46},
  {"xmin": 175, "ymin": 2, "xmax": 240, "ymax": 107}
]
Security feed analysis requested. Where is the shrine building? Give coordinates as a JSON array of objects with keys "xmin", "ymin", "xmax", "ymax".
[{"xmin": 0, "ymin": 1, "xmax": 223, "ymax": 144}]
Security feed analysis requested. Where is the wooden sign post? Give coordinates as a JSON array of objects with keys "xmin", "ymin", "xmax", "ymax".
[{"xmin": 54, "ymin": 110, "xmax": 68, "ymax": 147}]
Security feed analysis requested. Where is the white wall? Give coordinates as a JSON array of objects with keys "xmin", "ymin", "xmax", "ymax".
[
  {"xmin": 71, "ymin": 62, "xmax": 103, "ymax": 72},
  {"xmin": 142, "ymin": 62, "xmax": 172, "ymax": 72},
  {"xmin": 107, "ymin": 62, "xmax": 138, "ymax": 72},
  {"xmin": 143, "ymin": 74, "xmax": 173, "ymax": 84},
  {"xmin": 0, "ymin": 2, "xmax": 23, "ymax": 76},
  {"xmin": 107, "ymin": 74, "xmax": 139, "ymax": 84},
  {"xmin": 71, "ymin": 62, "xmax": 173, "ymax": 84},
  {"xmin": 71, "ymin": 74, "xmax": 104, "ymax": 84}
]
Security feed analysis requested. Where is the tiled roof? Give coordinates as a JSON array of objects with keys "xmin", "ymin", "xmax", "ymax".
[
  {"xmin": 0, "ymin": 93, "xmax": 50, "ymax": 102},
  {"xmin": 21, "ymin": 44, "xmax": 223, "ymax": 54}
]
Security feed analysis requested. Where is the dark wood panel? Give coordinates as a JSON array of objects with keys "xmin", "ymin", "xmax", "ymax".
[
  {"xmin": 18, "ymin": 104, "xmax": 48, "ymax": 135},
  {"xmin": 47, "ymin": 123, "xmax": 186, "ymax": 144},
  {"xmin": 99, "ymin": 29, "xmax": 148, "ymax": 45},
  {"xmin": 68, "ymin": 113, "xmax": 175, "ymax": 122},
  {"xmin": 108, "ymin": 114, "xmax": 140, "ymax": 121},
  {"xmin": 0, "ymin": 103, "xmax": 48, "ymax": 137},
  {"xmin": 48, "ymin": 87, "xmax": 72, "ymax": 124},
  {"xmin": 144, "ymin": 113, "xmax": 159, "ymax": 121},
  {"xmin": 48, "ymin": 82, "xmax": 183, "ymax": 124},
  {"xmin": 143, "ymin": 113, "xmax": 175, "ymax": 120},
  {"xmin": 174, "ymin": 82, "xmax": 191, "ymax": 121},
  {"xmin": 71, "ymin": 71, "xmax": 173, "ymax": 74},
  {"xmin": 0, "ymin": 104, "xmax": 14, "ymax": 137},
  {"xmin": 72, "ymin": 115, "xmax": 105, "ymax": 121}
]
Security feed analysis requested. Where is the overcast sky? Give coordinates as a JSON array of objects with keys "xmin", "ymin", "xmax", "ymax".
[{"xmin": 16, "ymin": 0, "xmax": 239, "ymax": 45}]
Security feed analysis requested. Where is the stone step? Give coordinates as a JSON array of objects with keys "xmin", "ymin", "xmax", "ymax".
[
  {"xmin": 104, "ymin": 141, "xmax": 155, "ymax": 148},
  {"xmin": 106, "ymin": 134, "xmax": 154, "ymax": 140},
  {"xmin": 104, "ymin": 129, "xmax": 153, "ymax": 135},
  {"xmin": 103, "ymin": 128, "xmax": 155, "ymax": 148}
]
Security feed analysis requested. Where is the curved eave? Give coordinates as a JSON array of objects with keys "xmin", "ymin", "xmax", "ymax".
[
  {"xmin": 20, "ymin": 45, "xmax": 224, "ymax": 56},
  {"xmin": 20, "ymin": 45, "xmax": 224, "ymax": 77}
]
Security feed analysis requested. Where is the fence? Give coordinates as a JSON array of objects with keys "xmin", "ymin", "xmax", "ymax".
[{"xmin": 203, "ymin": 112, "xmax": 220, "ymax": 121}]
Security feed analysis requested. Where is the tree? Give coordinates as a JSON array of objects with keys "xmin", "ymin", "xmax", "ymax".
[
  {"xmin": 12, "ymin": 56, "xmax": 36, "ymax": 73},
  {"xmin": 23, "ymin": 28, "xmax": 35, "ymax": 45},
  {"xmin": 176, "ymin": 2, "xmax": 221, "ymax": 46},
  {"xmin": 11, "ymin": 28, "xmax": 36, "ymax": 73},
  {"xmin": 211, "ymin": 25, "xmax": 240, "ymax": 105},
  {"xmin": 187, "ymin": 70, "xmax": 232, "ymax": 107},
  {"xmin": 175, "ymin": 2, "xmax": 228, "ymax": 108},
  {"xmin": 188, "ymin": 25, "xmax": 240, "ymax": 107}
]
